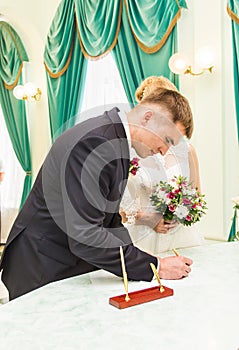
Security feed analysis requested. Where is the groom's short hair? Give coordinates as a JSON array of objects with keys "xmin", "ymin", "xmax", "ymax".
[{"xmin": 140, "ymin": 88, "xmax": 194, "ymax": 139}]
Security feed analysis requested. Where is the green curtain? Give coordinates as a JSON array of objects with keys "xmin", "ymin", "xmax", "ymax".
[
  {"xmin": 113, "ymin": 0, "xmax": 185, "ymax": 106},
  {"xmin": 44, "ymin": 0, "xmax": 87, "ymax": 141},
  {"xmin": 75, "ymin": 0, "xmax": 121, "ymax": 58},
  {"xmin": 0, "ymin": 21, "xmax": 32, "ymax": 208},
  {"xmin": 227, "ymin": 1, "xmax": 239, "ymax": 240},
  {"xmin": 227, "ymin": 0, "xmax": 239, "ymax": 142},
  {"xmin": 228, "ymin": 207, "xmax": 238, "ymax": 241},
  {"xmin": 44, "ymin": 0, "xmax": 187, "ymax": 137}
]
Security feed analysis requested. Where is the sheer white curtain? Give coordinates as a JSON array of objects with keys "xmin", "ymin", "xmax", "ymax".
[
  {"xmin": 0, "ymin": 106, "xmax": 25, "ymax": 242},
  {"xmin": 79, "ymin": 53, "xmax": 129, "ymax": 120}
]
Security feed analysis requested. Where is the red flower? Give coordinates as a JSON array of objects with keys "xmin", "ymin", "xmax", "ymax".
[
  {"xmin": 167, "ymin": 192, "xmax": 175, "ymax": 199},
  {"xmin": 168, "ymin": 204, "xmax": 176, "ymax": 212},
  {"xmin": 129, "ymin": 157, "xmax": 140, "ymax": 176},
  {"xmin": 130, "ymin": 158, "xmax": 139, "ymax": 166},
  {"xmin": 183, "ymin": 198, "xmax": 191, "ymax": 205}
]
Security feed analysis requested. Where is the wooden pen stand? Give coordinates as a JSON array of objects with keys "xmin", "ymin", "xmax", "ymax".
[{"xmin": 109, "ymin": 285, "xmax": 173, "ymax": 309}]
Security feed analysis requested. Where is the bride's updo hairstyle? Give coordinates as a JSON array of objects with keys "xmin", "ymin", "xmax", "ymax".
[
  {"xmin": 136, "ymin": 76, "xmax": 193, "ymax": 139},
  {"xmin": 135, "ymin": 76, "xmax": 178, "ymax": 103}
]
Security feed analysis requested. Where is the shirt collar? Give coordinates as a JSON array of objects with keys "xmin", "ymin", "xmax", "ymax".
[{"xmin": 118, "ymin": 109, "xmax": 131, "ymax": 150}]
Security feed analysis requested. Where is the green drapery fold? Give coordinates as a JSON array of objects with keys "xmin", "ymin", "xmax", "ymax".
[
  {"xmin": 124, "ymin": 0, "xmax": 187, "ymax": 53},
  {"xmin": 227, "ymin": 1, "xmax": 239, "ymax": 240},
  {"xmin": 227, "ymin": 0, "xmax": 239, "ymax": 142},
  {"xmin": 44, "ymin": 0, "xmax": 87, "ymax": 140},
  {"xmin": 0, "ymin": 21, "xmax": 32, "ymax": 208},
  {"xmin": 113, "ymin": 2, "xmax": 179, "ymax": 106},
  {"xmin": 228, "ymin": 207, "xmax": 239, "ymax": 241},
  {"xmin": 75, "ymin": 0, "xmax": 122, "ymax": 59}
]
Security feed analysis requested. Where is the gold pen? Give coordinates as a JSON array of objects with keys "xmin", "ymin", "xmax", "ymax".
[
  {"xmin": 119, "ymin": 246, "xmax": 130, "ymax": 302},
  {"xmin": 172, "ymin": 248, "xmax": 179, "ymax": 256},
  {"xmin": 150, "ymin": 263, "xmax": 165, "ymax": 293}
]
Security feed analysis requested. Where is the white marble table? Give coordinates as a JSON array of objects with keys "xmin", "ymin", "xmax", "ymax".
[{"xmin": 0, "ymin": 241, "xmax": 238, "ymax": 350}]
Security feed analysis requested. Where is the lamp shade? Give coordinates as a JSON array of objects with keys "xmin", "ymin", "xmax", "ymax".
[
  {"xmin": 13, "ymin": 85, "xmax": 25, "ymax": 99},
  {"xmin": 195, "ymin": 46, "xmax": 214, "ymax": 69},
  {"xmin": 168, "ymin": 53, "xmax": 189, "ymax": 74}
]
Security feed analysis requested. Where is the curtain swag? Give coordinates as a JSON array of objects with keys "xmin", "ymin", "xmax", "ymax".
[
  {"xmin": 44, "ymin": 0, "xmax": 187, "ymax": 74},
  {"xmin": 44, "ymin": 0, "xmax": 76, "ymax": 77},
  {"xmin": 0, "ymin": 21, "xmax": 28, "ymax": 89},
  {"xmin": 123, "ymin": 0, "xmax": 186, "ymax": 54},
  {"xmin": 75, "ymin": 0, "xmax": 122, "ymax": 59}
]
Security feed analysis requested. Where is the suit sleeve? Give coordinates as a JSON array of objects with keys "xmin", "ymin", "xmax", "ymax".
[{"xmin": 62, "ymin": 135, "xmax": 157, "ymax": 282}]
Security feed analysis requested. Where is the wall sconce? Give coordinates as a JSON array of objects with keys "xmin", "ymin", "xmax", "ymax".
[
  {"xmin": 168, "ymin": 47, "xmax": 215, "ymax": 76},
  {"xmin": 13, "ymin": 83, "xmax": 42, "ymax": 101}
]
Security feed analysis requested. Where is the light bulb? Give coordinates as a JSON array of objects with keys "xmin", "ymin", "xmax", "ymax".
[
  {"xmin": 13, "ymin": 85, "xmax": 25, "ymax": 100},
  {"xmin": 168, "ymin": 53, "xmax": 189, "ymax": 74},
  {"xmin": 195, "ymin": 46, "xmax": 214, "ymax": 69}
]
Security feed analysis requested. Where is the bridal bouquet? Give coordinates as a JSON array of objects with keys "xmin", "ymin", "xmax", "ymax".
[{"xmin": 150, "ymin": 175, "xmax": 207, "ymax": 226}]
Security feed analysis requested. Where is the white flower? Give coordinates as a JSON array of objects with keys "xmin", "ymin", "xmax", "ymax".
[
  {"xmin": 156, "ymin": 189, "xmax": 166, "ymax": 198},
  {"xmin": 175, "ymin": 205, "xmax": 189, "ymax": 219},
  {"xmin": 183, "ymin": 188, "xmax": 196, "ymax": 196},
  {"xmin": 196, "ymin": 205, "xmax": 204, "ymax": 211},
  {"xmin": 232, "ymin": 196, "xmax": 239, "ymax": 206},
  {"xmin": 165, "ymin": 197, "xmax": 171, "ymax": 205},
  {"xmin": 169, "ymin": 180, "xmax": 178, "ymax": 189}
]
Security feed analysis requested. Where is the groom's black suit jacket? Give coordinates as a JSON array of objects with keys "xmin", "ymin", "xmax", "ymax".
[{"xmin": 0, "ymin": 108, "xmax": 157, "ymax": 300}]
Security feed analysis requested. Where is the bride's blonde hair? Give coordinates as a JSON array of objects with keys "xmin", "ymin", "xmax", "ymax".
[{"xmin": 135, "ymin": 76, "xmax": 178, "ymax": 103}]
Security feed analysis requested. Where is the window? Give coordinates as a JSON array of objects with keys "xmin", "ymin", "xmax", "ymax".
[
  {"xmin": 79, "ymin": 53, "xmax": 129, "ymax": 122},
  {"xmin": 0, "ymin": 107, "xmax": 25, "ymax": 242}
]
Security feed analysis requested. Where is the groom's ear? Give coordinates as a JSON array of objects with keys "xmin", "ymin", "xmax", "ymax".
[{"xmin": 141, "ymin": 110, "xmax": 153, "ymax": 126}]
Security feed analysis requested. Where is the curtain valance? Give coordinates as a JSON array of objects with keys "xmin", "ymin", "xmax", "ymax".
[
  {"xmin": 44, "ymin": 0, "xmax": 186, "ymax": 72},
  {"xmin": 44, "ymin": 0, "xmax": 76, "ymax": 77},
  {"xmin": 0, "ymin": 21, "xmax": 28, "ymax": 89},
  {"xmin": 124, "ymin": 0, "xmax": 187, "ymax": 53},
  {"xmin": 75, "ymin": 0, "xmax": 122, "ymax": 59}
]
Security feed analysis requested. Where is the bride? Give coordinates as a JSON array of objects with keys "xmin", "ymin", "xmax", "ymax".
[{"xmin": 120, "ymin": 76, "xmax": 205, "ymax": 254}]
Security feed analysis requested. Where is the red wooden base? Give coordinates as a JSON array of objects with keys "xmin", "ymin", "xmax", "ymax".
[{"xmin": 109, "ymin": 285, "xmax": 173, "ymax": 309}]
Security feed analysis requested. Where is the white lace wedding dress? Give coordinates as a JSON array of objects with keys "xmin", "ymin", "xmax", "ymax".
[{"xmin": 121, "ymin": 139, "xmax": 205, "ymax": 254}]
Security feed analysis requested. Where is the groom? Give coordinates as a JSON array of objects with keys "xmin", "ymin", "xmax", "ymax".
[{"xmin": 0, "ymin": 89, "xmax": 193, "ymax": 300}]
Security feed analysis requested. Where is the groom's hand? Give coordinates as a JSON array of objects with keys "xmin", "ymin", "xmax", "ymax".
[{"xmin": 158, "ymin": 256, "xmax": 193, "ymax": 279}]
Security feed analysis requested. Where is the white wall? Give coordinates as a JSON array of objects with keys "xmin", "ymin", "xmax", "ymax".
[
  {"xmin": 0, "ymin": 0, "xmax": 238, "ymax": 240},
  {"xmin": 178, "ymin": 0, "xmax": 239, "ymax": 240},
  {"xmin": 0, "ymin": 0, "xmax": 62, "ymax": 175}
]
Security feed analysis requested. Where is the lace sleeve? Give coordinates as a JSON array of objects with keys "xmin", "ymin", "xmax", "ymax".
[{"xmin": 120, "ymin": 175, "xmax": 141, "ymax": 225}]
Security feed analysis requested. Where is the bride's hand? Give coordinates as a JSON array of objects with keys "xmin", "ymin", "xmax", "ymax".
[
  {"xmin": 154, "ymin": 219, "xmax": 178, "ymax": 234},
  {"xmin": 135, "ymin": 211, "xmax": 163, "ymax": 228}
]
